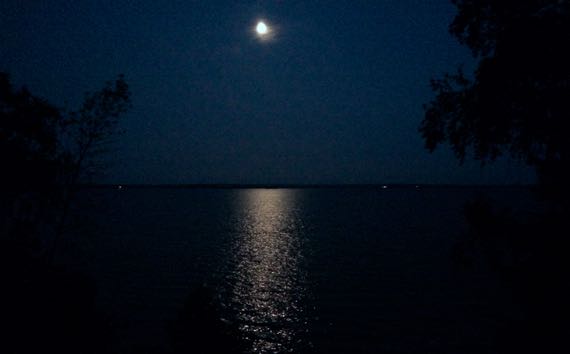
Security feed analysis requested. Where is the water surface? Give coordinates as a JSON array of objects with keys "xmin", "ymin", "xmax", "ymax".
[{"xmin": 68, "ymin": 186, "xmax": 535, "ymax": 353}]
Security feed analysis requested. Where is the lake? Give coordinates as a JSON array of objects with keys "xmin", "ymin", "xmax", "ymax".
[{"xmin": 65, "ymin": 186, "xmax": 536, "ymax": 353}]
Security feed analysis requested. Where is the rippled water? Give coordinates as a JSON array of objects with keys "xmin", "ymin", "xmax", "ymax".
[
  {"xmin": 68, "ymin": 187, "xmax": 537, "ymax": 353},
  {"xmin": 227, "ymin": 189, "xmax": 307, "ymax": 352}
]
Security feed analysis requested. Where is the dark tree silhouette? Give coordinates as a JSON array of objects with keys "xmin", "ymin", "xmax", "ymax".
[
  {"xmin": 420, "ymin": 0, "xmax": 570, "ymax": 194},
  {"xmin": 51, "ymin": 75, "xmax": 131, "ymax": 260},
  {"xmin": 422, "ymin": 3, "xmax": 570, "ymax": 351},
  {"xmin": 62, "ymin": 74, "xmax": 131, "ymax": 184},
  {"xmin": 1, "ymin": 72, "xmax": 64, "ymax": 258},
  {"xmin": 1, "ymin": 72, "xmax": 131, "ymax": 353},
  {"xmin": 168, "ymin": 286, "xmax": 245, "ymax": 354},
  {"xmin": 0, "ymin": 72, "xmax": 61, "ymax": 201},
  {"xmin": 1, "ymin": 71, "xmax": 131, "ymax": 257},
  {"xmin": 0, "ymin": 72, "xmax": 130, "ymax": 353}
]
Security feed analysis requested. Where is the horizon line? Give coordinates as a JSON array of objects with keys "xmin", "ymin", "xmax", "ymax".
[{"xmin": 81, "ymin": 183, "xmax": 538, "ymax": 189}]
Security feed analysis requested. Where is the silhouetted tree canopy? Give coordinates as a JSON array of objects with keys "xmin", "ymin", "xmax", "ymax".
[
  {"xmin": 1, "ymin": 72, "xmax": 131, "ymax": 197},
  {"xmin": 1, "ymin": 71, "xmax": 131, "ymax": 257},
  {"xmin": 1, "ymin": 72, "xmax": 131, "ymax": 353},
  {"xmin": 0, "ymin": 72, "xmax": 61, "ymax": 197},
  {"xmin": 421, "ymin": 0, "xmax": 570, "ymax": 187},
  {"xmin": 53, "ymin": 75, "xmax": 132, "ymax": 195}
]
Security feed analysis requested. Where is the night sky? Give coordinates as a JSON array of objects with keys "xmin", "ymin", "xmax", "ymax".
[{"xmin": 1, "ymin": 0, "xmax": 534, "ymax": 185}]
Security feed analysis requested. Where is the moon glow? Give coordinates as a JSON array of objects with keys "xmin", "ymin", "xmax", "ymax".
[{"xmin": 256, "ymin": 21, "xmax": 268, "ymax": 35}]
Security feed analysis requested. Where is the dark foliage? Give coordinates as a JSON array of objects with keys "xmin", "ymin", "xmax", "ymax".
[
  {"xmin": 1, "ymin": 73, "xmax": 246, "ymax": 353},
  {"xmin": 0, "ymin": 72, "xmax": 61, "ymax": 202},
  {"xmin": 168, "ymin": 286, "xmax": 245, "ymax": 354},
  {"xmin": 1, "ymin": 71, "xmax": 131, "ymax": 257},
  {"xmin": 1, "ymin": 73, "xmax": 131, "ymax": 353},
  {"xmin": 421, "ymin": 0, "xmax": 570, "ymax": 194},
  {"xmin": 0, "ymin": 243, "xmax": 116, "ymax": 354},
  {"xmin": 426, "ymin": 2, "xmax": 570, "ymax": 350},
  {"xmin": 460, "ymin": 196, "xmax": 570, "ymax": 353},
  {"xmin": 63, "ymin": 74, "xmax": 131, "ymax": 184}
]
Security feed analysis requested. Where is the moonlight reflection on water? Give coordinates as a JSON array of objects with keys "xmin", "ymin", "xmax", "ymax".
[{"xmin": 228, "ymin": 189, "xmax": 307, "ymax": 353}]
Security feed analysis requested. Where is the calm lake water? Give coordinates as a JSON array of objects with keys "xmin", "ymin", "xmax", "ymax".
[{"xmin": 67, "ymin": 186, "xmax": 537, "ymax": 353}]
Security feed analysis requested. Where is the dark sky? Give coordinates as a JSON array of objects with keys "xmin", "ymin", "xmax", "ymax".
[{"xmin": 1, "ymin": 0, "xmax": 534, "ymax": 184}]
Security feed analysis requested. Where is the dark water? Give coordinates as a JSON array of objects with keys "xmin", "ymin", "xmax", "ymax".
[{"xmin": 66, "ymin": 186, "xmax": 537, "ymax": 353}]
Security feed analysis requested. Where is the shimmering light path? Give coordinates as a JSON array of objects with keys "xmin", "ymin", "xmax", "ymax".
[{"xmin": 227, "ymin": 189, "xmax": 307, "ymax": 353}]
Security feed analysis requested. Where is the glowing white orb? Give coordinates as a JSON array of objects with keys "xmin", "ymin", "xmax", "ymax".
[{"xmin": 256, "ymin": 21, "xmax": 268, "ymax": 35}]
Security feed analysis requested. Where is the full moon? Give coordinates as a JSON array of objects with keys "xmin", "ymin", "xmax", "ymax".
[{"xmin": 256, "ymin": 21, "xmax": 268, "ymax": 35}]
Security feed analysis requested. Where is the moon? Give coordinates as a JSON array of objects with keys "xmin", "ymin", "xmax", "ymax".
[{"xmin": 256, "ymin": 21, "xmax": 268, "ymax": 36}]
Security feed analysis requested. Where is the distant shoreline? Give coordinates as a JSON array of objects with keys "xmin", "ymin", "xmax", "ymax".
[{"xmin": 80, "ymin": 183, "xmax": 538, "ymax": 190}]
